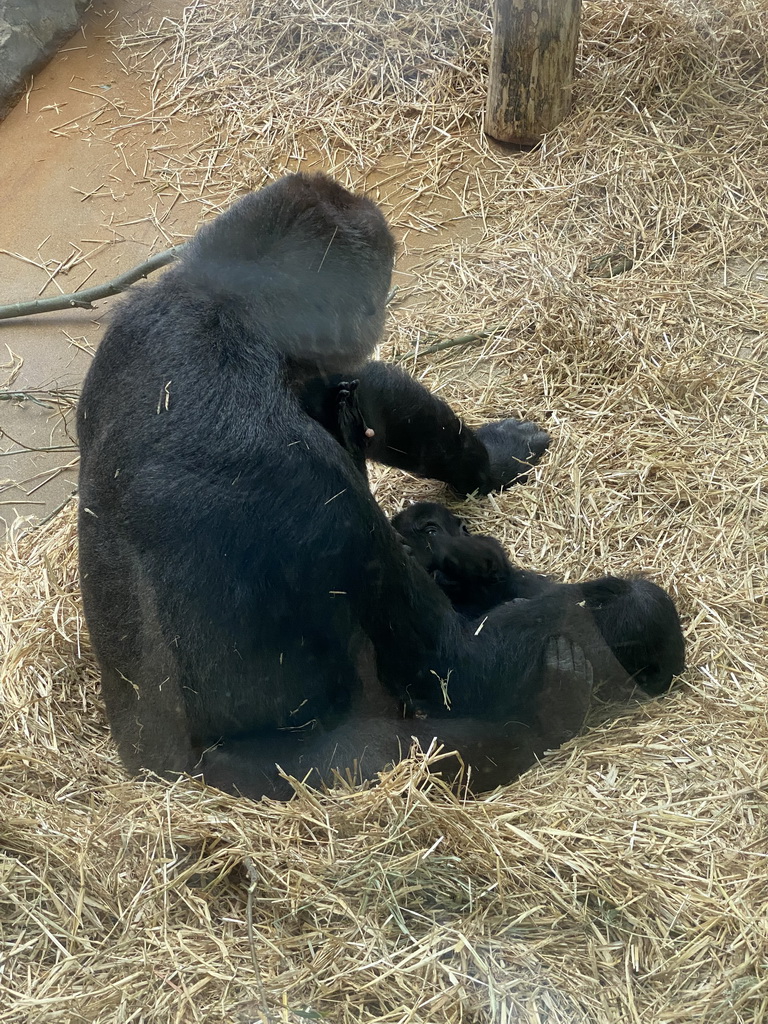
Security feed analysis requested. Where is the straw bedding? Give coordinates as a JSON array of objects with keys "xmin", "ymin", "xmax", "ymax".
[{"xmin": 2, "ymin": 1, "xmax": 767, "ymax": 1021}]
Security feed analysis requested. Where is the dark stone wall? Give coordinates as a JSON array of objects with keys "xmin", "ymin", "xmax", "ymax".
[{"xmin": 0, "ymin": 1, "xmax": 90, "ymax": 120}]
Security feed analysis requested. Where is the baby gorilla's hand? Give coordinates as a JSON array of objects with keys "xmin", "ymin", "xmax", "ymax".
[{"xmin": 335, "ymin": 380, "xmax": 374, "ymax": 478}]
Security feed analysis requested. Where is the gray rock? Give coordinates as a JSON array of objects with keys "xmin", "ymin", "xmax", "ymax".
[{"xmin": 0, "ymin": 0, "xmax": 90, "ymax": 121}]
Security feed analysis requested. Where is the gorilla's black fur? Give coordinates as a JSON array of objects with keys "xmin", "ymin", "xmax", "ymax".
[
  {"xmin": 392, "ymin": 502, "xmax": 685, "ymax": 695},
  {"xmin": 77, "ymin": 173, "xmax": 683, "ymax": 800}
]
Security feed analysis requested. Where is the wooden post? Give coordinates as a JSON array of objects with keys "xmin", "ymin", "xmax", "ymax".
[{"xmin": 485, "ymin": 0, "xmax": 582, "ymax": 145}]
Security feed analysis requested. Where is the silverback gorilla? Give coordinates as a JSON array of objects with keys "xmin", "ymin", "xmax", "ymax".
[{"xmin": 77, "ymin": 173, "xmax": 685, "ymax": 800}]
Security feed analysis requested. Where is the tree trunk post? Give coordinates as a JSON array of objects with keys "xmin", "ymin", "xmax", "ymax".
[{"xmin": 485, "ymin": 0, "xmax": 582, "ymax": 145}]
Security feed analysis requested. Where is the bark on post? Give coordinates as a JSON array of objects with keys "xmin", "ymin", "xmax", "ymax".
[{"xmin": 485, "ymin": 0, "xmax": 582, "ymax": 145}]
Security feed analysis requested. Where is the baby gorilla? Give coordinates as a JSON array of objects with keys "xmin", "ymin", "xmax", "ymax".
[
  {"xmin": 392, "ymin": 502, "xmax": 684, "ymax": 696},
  {"xmin": 392, "ymin": 502, "xmax": 549, "ymax": 617}
]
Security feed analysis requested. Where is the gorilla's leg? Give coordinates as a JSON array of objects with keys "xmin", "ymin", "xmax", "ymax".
[
  {"xmin": 77, "ymin": 513, "xmax": 196, "ymax": 776},
  {"xmin": 566, "ymin": 577, "xmax": 685, "ymax": 695},
  {"xmin": 199, "ymin": 635, "xmax": 594, "ymax": 800}
]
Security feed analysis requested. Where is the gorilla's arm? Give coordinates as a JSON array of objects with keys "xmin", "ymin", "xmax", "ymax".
[{"xmin": 301, "ymin": 362, "xmax": 550, "ymax": 494}]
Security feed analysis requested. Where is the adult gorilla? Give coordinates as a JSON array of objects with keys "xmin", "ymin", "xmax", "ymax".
[{"xmin": 77, "ymin": 173, "xmax": 683, "ymax": 800}]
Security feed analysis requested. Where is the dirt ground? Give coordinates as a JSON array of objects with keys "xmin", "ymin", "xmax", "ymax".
[
  {"xmin": 0, "ymin": 0, "xmax": 485, "ymax": 537},
  {"xmin": 0, "ymin": 0, "xmax": 209, "ymax": 536}
]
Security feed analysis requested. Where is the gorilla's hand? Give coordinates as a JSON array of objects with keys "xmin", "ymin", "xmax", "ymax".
[{"xmin": 475, "ymin": 418, "xmax": 550, "ymax": 492}]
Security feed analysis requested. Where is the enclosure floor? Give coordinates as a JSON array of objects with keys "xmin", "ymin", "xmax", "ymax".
[{"xmin": 0, "ymin": 0, "xmax": 205, "ymax": 536}]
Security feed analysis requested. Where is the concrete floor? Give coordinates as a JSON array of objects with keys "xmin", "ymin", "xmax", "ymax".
[{"xmin": 0, "ymin": 0, "xmax": 208, "ymax": 535}]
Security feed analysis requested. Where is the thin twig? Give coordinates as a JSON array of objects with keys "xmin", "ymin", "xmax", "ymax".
[
  {"xmin": 397, "ymin": 327, "xmax": 498, "ymax": 362},
  {"xmin": 0, "ymin": 245, "xmax": 187, "ymax": 321},
  {"xmin": 34, "ymin": 488, "xmax": 79, "ymax": 529},
  {"xmin": 0, "ymin": 388, "xmax": 80, "ymax": 409},
  {"xmin": 0, "ymin": 445, "xmax": 79, "ymax": 457},
  {"xmin": 398, "ymin": 320, "xmax": 537, "ymax": 361}
]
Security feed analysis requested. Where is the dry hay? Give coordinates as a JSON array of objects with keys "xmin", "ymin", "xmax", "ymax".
[{"xmin": 2, "ymin": 0, "xmax": 768, "ymax": 1021}]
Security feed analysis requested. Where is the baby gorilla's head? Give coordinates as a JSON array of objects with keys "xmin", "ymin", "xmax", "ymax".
[
  {"xmin": 392, "ymin": 502, "xmax": 513, "ymax": 617},
  {"xmin": 391, "ymin": 502, "xmax": 466, "ymax": 565}
]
